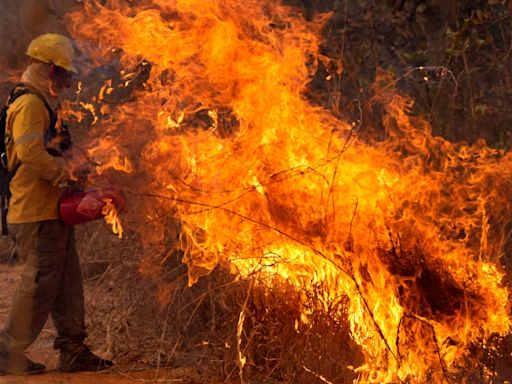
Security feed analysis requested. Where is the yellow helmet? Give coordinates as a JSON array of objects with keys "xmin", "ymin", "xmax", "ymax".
[{"xmin": 26, "ymin": 33, "xmax": 77, "ymax": 73}]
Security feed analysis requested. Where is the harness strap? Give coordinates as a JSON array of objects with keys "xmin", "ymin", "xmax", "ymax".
[{"xmin": 1, "ymin": 195, "xmax": 8, "ymax": 236}]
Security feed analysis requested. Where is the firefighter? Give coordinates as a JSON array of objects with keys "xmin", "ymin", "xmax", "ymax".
[{"xmin": 0, "ymin": 34, "xmax": 112, "ymax": 375}]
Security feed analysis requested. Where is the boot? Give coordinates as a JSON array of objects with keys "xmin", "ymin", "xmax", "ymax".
[
  {"xmin": 0, "ymin": 351, "xmax": 46, "ymax": 375},
  {"xmin": 59, "ymin": 346, "xmax": 112, "ymax": 372}
]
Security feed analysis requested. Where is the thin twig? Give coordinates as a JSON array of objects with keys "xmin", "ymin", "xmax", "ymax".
[
  {"xmin": 396, "ymin": 314, "xmax": 453, "ymax": 384},
  {"xmin": 346, "ymin": 201, "xmax": 358, "ymax": 252},
  {"xmin": 302, "ymin": 365, "xmax": 334, "ymax": 384},
  {"xmin": 236, "ymin": 279, "xmax": 253, "ymax": 384},
  {"xmin": 349, "ymin": 264, "xmax": 398, "ymax": 362},
  {"xmin": 369, "ymin": 66, "xmax": 458, "ymax": 106}
]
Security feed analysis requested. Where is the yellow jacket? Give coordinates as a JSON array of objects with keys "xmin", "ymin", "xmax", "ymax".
[{"xmin": 5, "ymin": 92, "xmax": 66, "ymax": 223}]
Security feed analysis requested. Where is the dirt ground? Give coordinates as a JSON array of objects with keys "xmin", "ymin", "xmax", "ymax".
[
  {"xmin": 0, "ymin": 370, "xmax": 202, "ymax": 384},
  {"xmin": 0, "ymin": 264, "xmax": 222, "ymax": 384}
]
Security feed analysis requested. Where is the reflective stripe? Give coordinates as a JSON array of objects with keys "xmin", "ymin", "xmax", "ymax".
[{"xmin": 14, "ymin": 133, "xmax": 42, "ymax": 146}]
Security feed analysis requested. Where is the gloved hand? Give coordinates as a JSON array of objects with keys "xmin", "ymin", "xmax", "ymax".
[
  {"xmin": 45, "ymin": 122, "xmax": 73, "ymax": 157},
  {"xmin": 66, "ymin": 167, "xmax": 91, "ymax": 192}
]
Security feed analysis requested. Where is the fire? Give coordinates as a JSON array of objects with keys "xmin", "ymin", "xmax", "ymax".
[
  {"xmin": 64, "ymin": 0, "xmax": 510, "ymax": 382},
  {"xmin": 101, "ymin": 198, "xmax": 123, "ymax": 239}
]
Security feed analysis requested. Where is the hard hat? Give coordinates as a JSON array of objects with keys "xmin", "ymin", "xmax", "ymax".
[{"xmin": 26, "ymin": 33, "xmax": 77, "ymax": 73}]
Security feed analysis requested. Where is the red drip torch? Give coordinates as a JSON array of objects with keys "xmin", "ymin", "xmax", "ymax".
[{"xmin": 59, "ymin": 188, "xmax": 126, "ymax": 226}]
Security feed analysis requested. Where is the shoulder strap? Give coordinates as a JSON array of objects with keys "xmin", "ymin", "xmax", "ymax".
[
  {"xmin": 0, "ymin": 85, "xmax": 25, "ymax": 165},
  {"xmin": 0, "ymin": 83, "xmax": 56, "ymax": 163},
  {"xmin": 8, "ymin": 83, "xmax": 55, "ymax": 119}
]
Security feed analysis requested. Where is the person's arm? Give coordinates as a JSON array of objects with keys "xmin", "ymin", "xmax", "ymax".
[{"xmin": 11, "ymin": 96, "xmax": 66, "ymax": 185}]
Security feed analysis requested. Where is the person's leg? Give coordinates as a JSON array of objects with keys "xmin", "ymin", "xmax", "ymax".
[
  {"xmin": 0, "ymin": 221, "xmax": 68, "ymax": 374},
  {"xmin": 51, "ymin": 226, "xmax": 87, "ymax": 353},
  {"xmin": 52, "ymin": 225, "xmax": 112, "ymax": 372}
]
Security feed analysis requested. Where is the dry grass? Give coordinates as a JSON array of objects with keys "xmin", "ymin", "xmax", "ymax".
[
  {"xmin": 69, "ymin": 218, "xmax": 512, "ymax": 384},
  {"xmin": 74, "ymin": 221, "xmax": 362, "ymax": 384}
]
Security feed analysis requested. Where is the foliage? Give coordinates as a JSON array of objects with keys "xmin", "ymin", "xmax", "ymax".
[{"xmin": 302, "ymin": 0, "xmax": 512, "ymax": 146}]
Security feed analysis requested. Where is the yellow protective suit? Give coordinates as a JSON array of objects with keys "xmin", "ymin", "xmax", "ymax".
[{"xmin": 5, "ymin": 90, "xmax": 65, "ymax": 223}]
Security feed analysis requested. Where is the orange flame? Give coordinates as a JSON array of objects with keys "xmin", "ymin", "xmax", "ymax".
[
  {"xmin": 102, "ymin": 198, "xmax": 123, "ymax": 239},
  {"xmin": 65, "ymin": 0, "xmax": 510, "ymax": 382}
]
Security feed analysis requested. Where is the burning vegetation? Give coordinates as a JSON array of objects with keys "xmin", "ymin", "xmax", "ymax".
[{"xmin": 2, "ymin": 0, "xmax": 512, "ymax": 383}]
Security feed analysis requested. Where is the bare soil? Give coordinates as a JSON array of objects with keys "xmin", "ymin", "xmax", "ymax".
[
  {"xmin": 0, "ymin": 369, "xmax": 205, "ymax": 384},
  {"xmin": 0, "ymin": 264, "xmax": 221, "ymax": 384}
]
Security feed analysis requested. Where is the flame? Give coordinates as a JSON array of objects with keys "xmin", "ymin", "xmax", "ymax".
[
  {"xmin": 87, "ymin": 136, "xmax": 133, "ymax": 175},
  {"xmin": 102, "ymin": 198, "xmax": 123, "ymax": 239},
  {"xmin": 65, "ymin": 0, "xmax": 511, "ymax": 382}
]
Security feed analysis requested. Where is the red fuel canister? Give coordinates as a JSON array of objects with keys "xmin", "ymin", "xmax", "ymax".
[{"xmin": 59, "ymin": 188, "xmax": 126, "ymax": 226}]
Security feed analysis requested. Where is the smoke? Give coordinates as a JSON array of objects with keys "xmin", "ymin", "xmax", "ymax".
[{"xmin": 0, "ymin": 0, "xmax": 78, "ymax": 98}]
